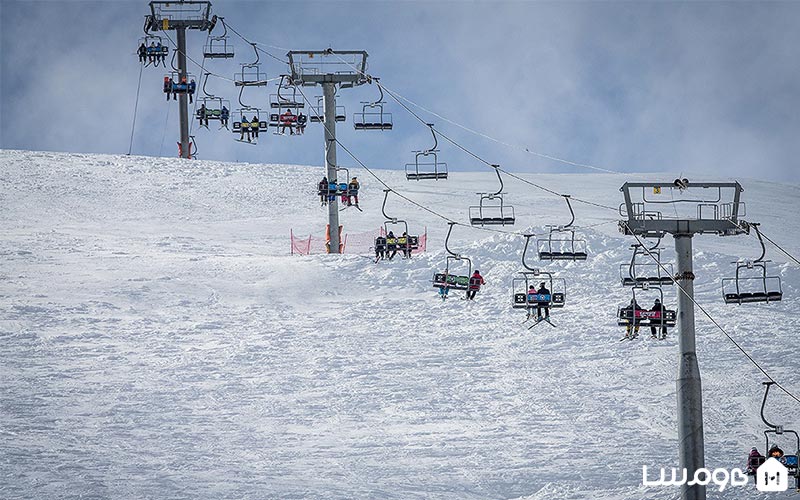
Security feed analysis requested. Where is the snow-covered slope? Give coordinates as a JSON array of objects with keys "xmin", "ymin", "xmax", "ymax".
[{"xmin": 1, "ymin": 149, "xmax": 798, "ymax": 499}]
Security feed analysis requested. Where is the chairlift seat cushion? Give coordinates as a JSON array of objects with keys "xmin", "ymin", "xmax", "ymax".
[
  {"xmin": 724, "ymin": 291, "xmax": 783, "ymax": 303},
  {"xmin": 204, "ymin": 51, "xmax": 235, "ymax": 59},
  {"xmin": 618, "ymin": 308, "xmax": 676, "ymax": 327},
  {"xmin": 355, "ymin": 122, "xmax": 393, "ymax": 130},
  {"xmin": 539, "ymin": 251, "xmax": 588, "ymax": 261},
  {"xmin": 622, "ymin": 276, "xmax": 674, "ymax": 286},
  {"xmin": 406, "ymin": 173, "xmax": 448, "ymax": 180},
  {"xmin": 470, "ymin": 216, "xmax": 516, "ymax": 226},
  {"xmin": 433, "ymin": 273, "xmax": 470, "ymax": 290}
]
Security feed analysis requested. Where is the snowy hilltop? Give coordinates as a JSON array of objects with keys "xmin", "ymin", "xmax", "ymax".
[{"xmin": 1, "ymin": 149, "xmax": 798, "ymax": 499}]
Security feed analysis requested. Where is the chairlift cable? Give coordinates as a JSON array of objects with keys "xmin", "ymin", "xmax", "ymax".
[
  {"xmin": 623, "ymin": 221, "xmax": 800, "ymax": 406},
  {"xmin": 225, "ymin": 22, "xmax": 615, "ymax": 224},
  {"xmin": 160, "ymin": 30, "xmax": 272, "ymax": 86},
  {"xmin": 127, "ymin": 62, "xmax": 144, "ymax": 155},
  {"xmin": 726, "ymin": 219, "xmax": 800, "ymax": 267},
  {"xmin": 758, "ymin": 230, "xmax": 800, "ymax": 267},
  {"xmin": 325, "ymin": 49, "xmax": 625, "ymax": 175},
  {"xmin": 292, "ymin": 83, "xmax": 532, "ymax": 238},
  {"xmin": 378, "ymin": 77, "xmax": 619, "ymax": 212},
  {"xmin": 220, "ymin": 19, "xmax": 289, "ymax": 65},
  {"xmin": 159, "ymin": 103, "xmax": 171, "ymax": 157},
  {"xmin": 188, "ymin": 31, "xmax": 212, "ymax": 137}
]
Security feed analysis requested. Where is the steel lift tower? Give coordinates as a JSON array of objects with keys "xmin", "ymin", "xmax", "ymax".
[
  {"xmin": 620, "ymin": 180, "xmax": 749, "ymax": 500},
  {"xmin": 145, "ymin": 1, "xmax": 215, "ymax": 159},
  {"xmin": 287, "ymin": 49, "xmax": 369, "ymax": 254}
]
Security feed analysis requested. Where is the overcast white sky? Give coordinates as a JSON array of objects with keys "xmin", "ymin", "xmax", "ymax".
[{"xmin": 1, "ymin": 1, "xmax": 799, "ymax": 181}]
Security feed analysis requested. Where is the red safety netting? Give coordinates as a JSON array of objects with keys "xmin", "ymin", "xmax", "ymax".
[{"xmin": 291, "ymin": 227, "xmax": 427, "ymax": 255}]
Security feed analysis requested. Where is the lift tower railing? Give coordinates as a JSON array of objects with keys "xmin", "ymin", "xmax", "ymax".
[
  {"xmin": 287, "ymin": 49, "xmax": 369, "ymax": 254},
  {"xmin": 619, "ymin": 181, "xmax": 748, "ymax": 500},
  {"xmin": 145, "ymin": 1, "xmax": 215, "ymax": 159}
]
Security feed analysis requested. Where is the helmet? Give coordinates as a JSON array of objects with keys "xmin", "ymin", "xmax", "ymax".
[{"xmin": 474, "ymin": 270, "xmax": 479, "ymax": 274}]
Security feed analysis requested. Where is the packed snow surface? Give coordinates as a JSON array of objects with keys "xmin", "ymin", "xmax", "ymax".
[{"xmin": 1, "ymin": 149, "xmax": 798, "ymax": 499}]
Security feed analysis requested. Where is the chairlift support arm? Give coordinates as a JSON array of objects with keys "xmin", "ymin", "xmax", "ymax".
[
  {"xmin": 752, "ymin": 223, "xmax": 766, "ymax": 263},
  {"xmin": 424, "ymin": 124, "xmax": 438, "ymax": 155},
  {"xmin": 201, "ymin": 72, "xmax": 216, "ymax": 99},
  {"xmin": 490, "ymin": 164, "xmax": 504, "ymax": 197},
  {"xmin": 562, "ymin": 195, "xmax": 575, "ymax": 229},
  {"xmin": 522, "ymin": 234, "xmax": 537, "ymax": 272},
  {"xmin": 381, "ymin": 189, "xmax": 395, "ymax": 222}
]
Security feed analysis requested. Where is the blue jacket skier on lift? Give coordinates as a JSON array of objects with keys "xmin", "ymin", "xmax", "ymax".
[{"xmin": 439, "ymin": 271, "xmax": 451, "ymax": 300}]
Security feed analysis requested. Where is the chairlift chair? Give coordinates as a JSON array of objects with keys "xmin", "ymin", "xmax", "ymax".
[
  {"xmin": 317, "ymin": 166, "xmax": 351, "ymax": 198},
  {"xmin": 406, "ymin": 124, "xmax": 448, "ymax": 180},
  {"xmin": 469, "ymin": 165, "xmax": 515, "ymax": 226},
  {"xmin": 514, "ymin": 234, "xmax": 567, "ymax": 309},
  {"xmin": 433, "ymin": 223, "xmax": 472, "ymax": 291},
  {"xmin": 616, "ymin": 284, "xmax": 676, "ymax": 328},
  {"xmin": 270, "ymin": 76, "xmax": 305, "ymax": 109},
  {"xmin": 354, "ymin": 102, "xmax": 393, "ymax": 130},
  {"xmin": 203, "ymin": 36, "xmax": 234, "ymax": 59},
  {"xmin": 138, "ymin": 35, "xmax": 168, "ymax": 65},
  {"xmin": 232, "ymin": 108, "xmax": 268, "ymax": 143},
  {"xmin": 722, "ymin": 224, "xmax": 783, "ymax": 304},
  {"xmin": 164, "ymin": 71, "xmax": 197, "ymax": 95},
  {"xmin": 309, "ymin": 96, "xmax": 346, "ymax": 123},
  {"xmin": 375, "ymin": 190, "xmax": 420, "ymax": 257},
  {"xmin": 202, "ymin": 18, "xmax": 234, "ymax": 58},
  {"xmin": 353, "ymin": 82, "xmax": 392, "ymax": 130},
  {"xmin": 234, "ymin": 44, "xmax": 267, "ymax": 86},
  {"xmin": 196, "ymin": 97, "xmax": 230, "ymax": 127},
  {"xmin": 537, "ymin": 195, "xmax": 588, "ymax": 260},
  {"xmin": 752, "ymin": 381, "xmax": 800, "ymax": 488},
  {"xmin": 620, "ymin": 243, "xmax": 674, "ymax": 286}
]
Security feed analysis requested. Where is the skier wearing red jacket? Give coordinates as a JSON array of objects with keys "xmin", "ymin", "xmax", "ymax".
[{"xmin": 466, "ymin": 270, "xmax": 485, "ymax": 300}]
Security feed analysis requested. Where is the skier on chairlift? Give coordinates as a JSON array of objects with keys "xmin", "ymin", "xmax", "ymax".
[
  {"xmin": 650, "ymin": 298, "xmax": 667, "ymax": 340},
  {"xmin": 386, "ymin": 231, "xmax": 397, "ymax": 260},
  {"xmin": 164, "ymin": 76, "xmax": 173, "ymax": 100},
  {"xmin": 198, "ymin": 103, "xmax": 209, "ymax": 128},
  {"xmin": 280, "ymin": 109, "xmax": 296, "ymax": 135},
  {"xmin": 318, "ymin": 176, "xmax": 329, "ymax": 205},
  {"xmin": 347, "ymin": 177, "xmax": 360, "ymax": 207},
  {"xmin": 240, "ymin": 114, "xmax": 251, "ymax": 142},
  {"xmin": 623, "ymin": 298, "xmax": 643, "ymax": 339},
  {"xmin": 156, "ymin": 41, "xmax": 166, "ymax": 65},
  {"xmin": 220, "ymin": 106, "xmax": 229, "ymax": 128},
  {"xmin": 296, "ymin": 112, "xmax": 307, "ymax": 135},
  {"xmin": 466, "ymin": 270, "xmax": 485, "ymax": 300},
  {"xmin": 746, "ymin": 447, "xmax": 766, "ymax": 475},
  {"xmin": 401, "ymin": 231, "xmax": 412, "ymax": 258},
  {"xmin": 251, "ymin": 115, "xmax": 260, "ymax": 140},
  {"xmin": 375, "ymin": 235, "xmax": 387, "ymax": 262},
  {"xmin": 768, "ymin": 444, "xmax": 784, "ymax": 459},
  {"xmin": 149, "ymin": 42, "xmax": 158, "ymax": 65},
  {"xmin": 439, "ymin": 271, "xmax": 450, "ymax": 301},
  {"xmin": 535, "ymin": 281, "xmax": 550, "ymax": 320},
  {"xmin": 138, "ymin": 42, "xmax": 147, "ymax": 64}
]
